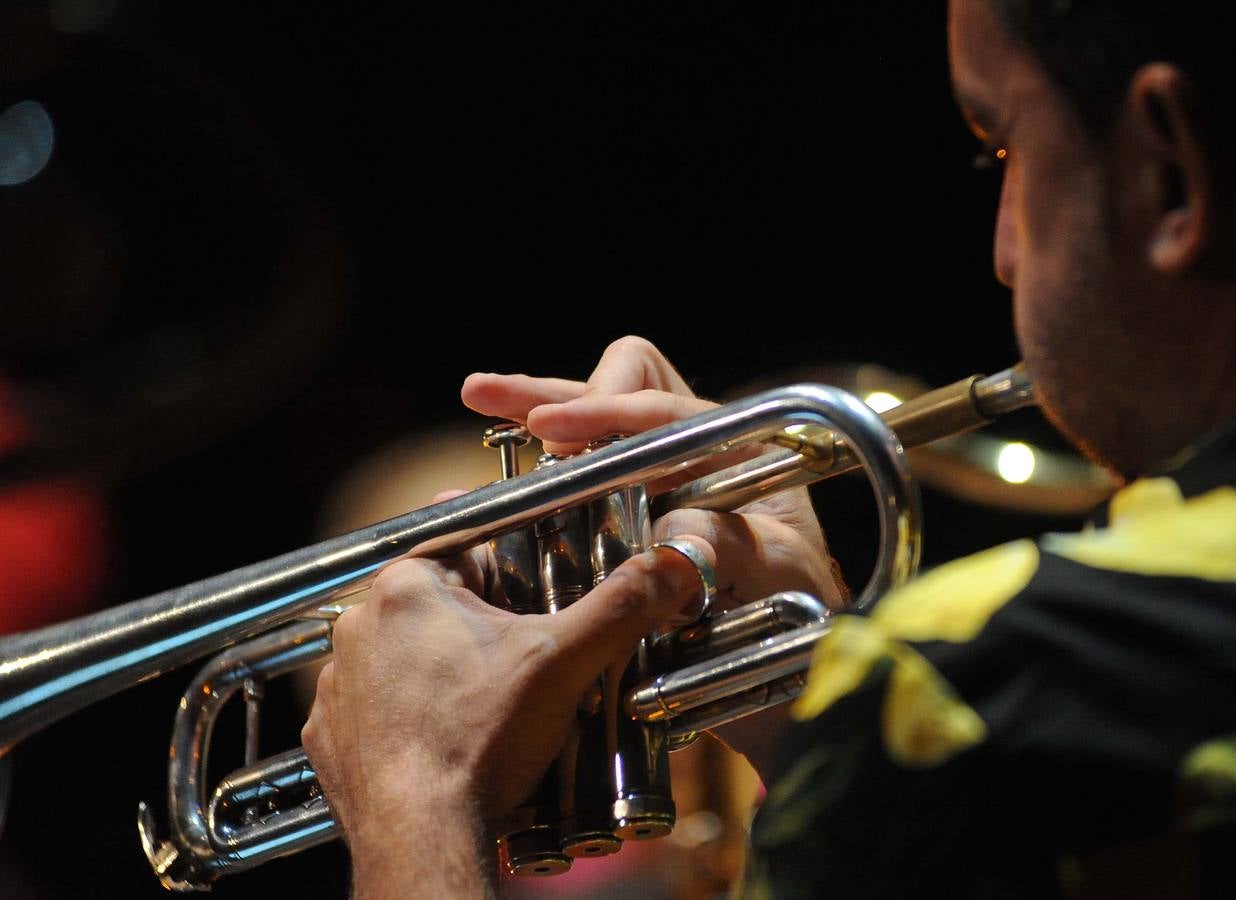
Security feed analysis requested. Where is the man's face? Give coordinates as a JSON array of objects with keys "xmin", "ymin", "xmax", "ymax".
[{"xmin": 947, "ymin": 0, "xmax": 1163, "ymax": 475}]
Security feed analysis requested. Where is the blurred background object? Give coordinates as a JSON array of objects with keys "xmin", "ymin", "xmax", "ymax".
[{"xmin": 0, "ymin": 1, "xmax": 1106, "ymax": 896}]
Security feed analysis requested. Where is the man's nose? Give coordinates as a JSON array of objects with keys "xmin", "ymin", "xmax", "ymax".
[{"xmin": 993, "ymin": 169, "xmax": 1018, "ymax": 288}]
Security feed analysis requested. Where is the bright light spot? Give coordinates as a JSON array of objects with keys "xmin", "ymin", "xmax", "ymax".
[
  {"xmin": 996, "ymin": 442, "xmax": 1036, "ymax": 484},
  {"xmin": 0, "ymin": 101, "xmax": 54, "ymax": 187},
  {"xmin": 995, "ymin": 147, "xmax": 1007, "ymax": 160},
  {"xmin": 864, "ymin": 391, "xmax": 902, "ymax": 413}
]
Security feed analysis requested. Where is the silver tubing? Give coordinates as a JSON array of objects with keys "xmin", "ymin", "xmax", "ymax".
[
  {"xmin": 0, "ymin": 383, "xmax": 915, "ymax": 751},
  {"xmin": 654, "ymin": 592, "xmax": 828, "ymax": 746},
  {"xmin": 189, "ymin": 384, "xmax": 914, "ymax": 882},
  {"xmin": 628, "ymin": 381, "xmax": 929, "ymax": 729},
  {"xmin": 138, "ymin": 620, "xmax": 333, "ymax": 890},
  {"xmin": 840, "ymin": 384, "xmax": 921, "ymax": 609},
  {"xmin": 0, "ymin": 373, "xmax": 1034, "ymax": 888},
  {"xmin": 639, "ymin": 373, "xmax": 1035, "ymax": 736},
  {"xmin": 666, "ymin": 674, "xmax": 809, "ymax": 738},
  {"xmin": 653, "ymin": 592, "xmax": 829, "ymax": 669},
  {"xmin": 628, "ymin": 621, "xmax": 826, "ymax": 724}
]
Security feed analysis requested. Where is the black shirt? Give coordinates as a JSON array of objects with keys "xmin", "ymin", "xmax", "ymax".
[{"xmin": 742, "ymin": 422, "xmax": 1236, "ymax": 898}]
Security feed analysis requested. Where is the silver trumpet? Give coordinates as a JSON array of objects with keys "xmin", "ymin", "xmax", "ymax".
[{"xmin": 0, "ymin": 368, "xmax": 1034, "ymax": 890}]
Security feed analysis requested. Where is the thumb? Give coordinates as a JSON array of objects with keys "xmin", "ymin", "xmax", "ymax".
[{"xmin": 548, "ymin": 536, "xmax": 715, "ymax": 683}]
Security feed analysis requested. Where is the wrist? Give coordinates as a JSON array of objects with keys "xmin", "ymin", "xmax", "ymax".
[{"xmin": 348, "ymin": 764, "xmax": 493, "ymax": 899}]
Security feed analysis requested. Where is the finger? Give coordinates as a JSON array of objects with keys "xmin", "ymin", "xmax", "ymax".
[
  {"xmin": 461, "ymin": 373, "xmax": 587, "ymax": 421},
  {"xmin": 399, "ymin": 491, "xmax": 499, "ymax": 597},
  {"xmin": 370, "ymin": 556, "xmax": 478, "ymax": 613},
  {"xmin": 548, "ymin": 536, "xmax": 715, "ymax": 687},
  {"xmin": 314, "ymin": 659, "xmax": 336, "ymax": 703},
  {"xmin": 411, "ymin": 550, "xmax": 494, "ymax": 600},
  {"xmin": 425, "ymin": 489, "xmax": 514, "ymax": 600},
  {"xmin": 527, "ymin": 390, "xmax": 719, "ymax": 454},
  {"xmin": 652, "ymin": 508, "xmax": 834, "ymax": 605},
  {"xmin": 301, "ymin": 661, "xmax": 336, "ymax": 748},
  {"xmin": 583, "ymin": 336, "xmax": 694, "ymax": 396}
]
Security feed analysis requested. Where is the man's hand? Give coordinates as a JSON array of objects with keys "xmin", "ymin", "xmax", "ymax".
[
  {"xmin": 462, "ymin": 336, "xmax": 848, "ymax": 779},
  {"xmin": 302, "ymin": 539, "xmax": 713, "ymax": 898}
]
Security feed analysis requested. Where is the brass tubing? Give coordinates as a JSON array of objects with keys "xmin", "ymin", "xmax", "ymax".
[{"xmin": 657, "ymin": 366, "xmax": 1035, "ymax": 514}]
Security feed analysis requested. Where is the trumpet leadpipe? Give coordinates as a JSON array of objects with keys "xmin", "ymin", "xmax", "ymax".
[{"xmin": 657, "ymin": 365, "xmax": 1035, "ymax": 515}]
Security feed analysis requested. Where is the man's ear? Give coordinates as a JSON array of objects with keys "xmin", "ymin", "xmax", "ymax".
[{"xmin": 1127, "ymin": 63, "xmax": 1212, "ymax": 274}]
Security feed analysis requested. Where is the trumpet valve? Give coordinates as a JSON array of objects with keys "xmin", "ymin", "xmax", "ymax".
[
  {"xmin": 482, "ymin": 422, "xmax": 531, "ymax": 480},
  {"xmin": 612, "ymin": 794, "xmax": 676, "ymax": 841},
  {"xmin": 560, "ymin": 825, "xmax": 623, "ymax": 859},
  {"xmin": 500, "ymin": 826, "xmax": 573, "ymax": 877}
]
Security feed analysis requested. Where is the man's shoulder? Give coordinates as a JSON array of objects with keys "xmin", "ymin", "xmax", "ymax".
[
  {"xmin": 857, "ymin": 475, "xmax": 1236, "ymax": 684},
  {"xmin": 747, "ymin": 480, "xmax": 1236, "ymax": 896},
  {"xmin": 792, "ymin": 479, "xmax": 1236, "ymax": 768}
]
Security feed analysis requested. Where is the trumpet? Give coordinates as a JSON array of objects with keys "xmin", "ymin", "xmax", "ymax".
[{"xmin": 0, "ymin": 367, "xmax": 1034, "ymax": 890}]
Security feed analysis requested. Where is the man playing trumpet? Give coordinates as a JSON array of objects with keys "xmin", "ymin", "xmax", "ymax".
[{"xmin": 303, "ymin": 1, "xmax": 1236, "ymax": 895}]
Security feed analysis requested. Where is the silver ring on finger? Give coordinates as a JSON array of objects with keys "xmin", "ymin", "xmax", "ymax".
[{"xmin": 650, "ymin": 538, "xmax": 717, "ymax": 621}]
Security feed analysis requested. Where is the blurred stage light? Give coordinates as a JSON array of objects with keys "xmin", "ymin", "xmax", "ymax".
[
  {"xmin": 863, "ymin": 391, "xmax": 902, "ymax": 413},
  {"xmin": 995, "ymin": 441, "xmax": 1036, "ymax": 484},
  {"xmin": 0, "ymin": 101, "xmax": 55, "ymax": 187}
]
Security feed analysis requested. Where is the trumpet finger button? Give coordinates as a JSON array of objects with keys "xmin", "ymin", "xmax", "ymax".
[{"xmin": 482, "ymin": 423, "xmax": 531, "ymax": 480}]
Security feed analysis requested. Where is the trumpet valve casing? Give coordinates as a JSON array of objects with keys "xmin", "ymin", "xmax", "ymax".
[{"xmin": 583, "ymin": 449, "xmax": 676, "ymax": 843}]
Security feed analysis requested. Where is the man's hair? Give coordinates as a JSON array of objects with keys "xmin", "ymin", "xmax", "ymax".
[{"xmin": 990, "ymin": 1, "xmax": 1233, "ymax": 147}]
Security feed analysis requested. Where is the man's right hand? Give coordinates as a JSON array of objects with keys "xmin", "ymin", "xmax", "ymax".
[{"xmin": 462, "ymin": 336, "xmax": 848, "ymax": 780}]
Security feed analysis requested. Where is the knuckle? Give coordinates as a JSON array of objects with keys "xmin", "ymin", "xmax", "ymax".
[
  {"xmin": 329, "ymin": 608, "xmax": 358, "ymax": 646},
  {"xmin": 300, "ymin": 718, "xmax": 319, "ymax": 751},
  {"xmin": 312, "ymin": 661, "xmax": 336, "ymax": 699},
  {"xmin": 514, "ymin": 625, "xmax": 558, "ymax": 671},
  {"xmin": 301, "ymin": 704, "xmax": 327, "ymax": 751},
  {"xmin": 371, "ymin": 558, "xmax": 435, "ymax": 602},
  {"xmin": 654, "ymin": 509, "xmax": 712, "ymax": 541},
  {"xmin": 607, "ymin": 334, "xmax": 655, "ymax": 357},
  {"xmin": 369, "ymin": 560, "xmax": 408, "ymax": 599},
  {"xmin": 445, "ymin": 584, "xmax": 482, "ymax": 610}
]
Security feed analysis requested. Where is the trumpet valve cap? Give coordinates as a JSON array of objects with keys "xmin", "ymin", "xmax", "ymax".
[
  {"xmin": 483, "ymin": 423, "xmax": 531, "ymax": 480},
  {"xmin": 612, "ymin": 795, "xmax": 676, "ymax": 841},
  {"xmin": 561, "ymin": 833, "xmax": 623, "ymax": 859},
  {"xmin": 506, "ymin": 854, "xmax": 573, "ymax": 877},
  {"xmin": 501, "ymin": 826, "xmax": 573, "ymax": 877},
  {"xmin": 482, "ymin": 423, "xmax": 530, "ymax": 449}
]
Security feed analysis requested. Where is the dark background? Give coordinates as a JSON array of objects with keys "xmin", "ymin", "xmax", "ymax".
[{"xmin": 0, "ymin": 1, "xmax": 1067, "ymax": 896}]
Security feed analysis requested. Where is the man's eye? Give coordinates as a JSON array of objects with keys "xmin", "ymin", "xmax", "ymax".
[{"xmin": 972, "ymin": 145, "xmax": 1008, "ymax": 172}]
